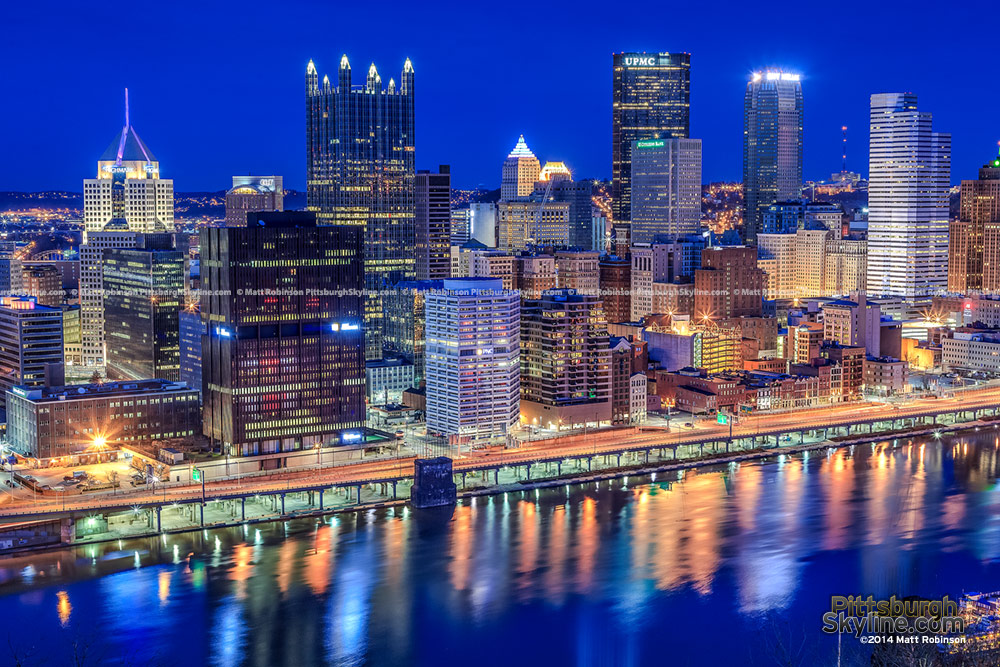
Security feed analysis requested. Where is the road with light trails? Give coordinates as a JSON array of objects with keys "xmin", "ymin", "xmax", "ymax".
[{"xmin": 2, "ymin": 386, "xmax": 998, "ymax": 519}]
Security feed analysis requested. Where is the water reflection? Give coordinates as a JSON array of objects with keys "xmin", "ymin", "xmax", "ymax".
[{"xmin": 4, "ymin": 431, "xmax": 1000, "ymax": 665}]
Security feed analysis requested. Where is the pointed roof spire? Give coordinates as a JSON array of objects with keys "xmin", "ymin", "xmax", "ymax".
[
  {"xmin": 368, "ymin": 62, "xmax": 378, "ymax": 78},
  {"xmin": 307, "ymin": 60, "xmax": 316, "ymax": 74},
  {"xmin": 340, "ymin": 54, "xmax": 350, "ymax": 70},
  {"xmin": 100, "ymin": 89, "xmax": 156, "ymax": 165},
  {"xmin": 507, "ymin": 134, "xmax": 535, "ymax": 159},
  {"xmin": 403, "ymin": 58, "xmax": 414, "ymax": 74}
]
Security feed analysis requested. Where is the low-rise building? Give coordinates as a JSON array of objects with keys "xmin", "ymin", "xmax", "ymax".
[
  {"xmin": 864, "ymin": 356, "xmax": 908, "ymax": 395},
  {"xmin": 629, "ymin": 372, "xmax": 648, "ymax": 424},
  {"xmin": 941, "ymin": 331, "xmax": 1000, "ymax": 373},
  {"xmin": 5, "ymin": 379, "xmax": 201, "ymax": 463},
  {"xmin": 366, "ymin": 356, "xmax": 415, "ymax": 405}
]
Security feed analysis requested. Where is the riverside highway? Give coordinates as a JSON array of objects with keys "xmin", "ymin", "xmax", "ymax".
[{"xmin": 3, "ymin": 385, "xmax": 1000, "ymax": 519}]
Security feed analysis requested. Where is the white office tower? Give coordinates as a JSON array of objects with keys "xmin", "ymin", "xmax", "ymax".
[
  {"xmin": 83, "ymin": 90, "xmax": 174, "ymax": 237},
  {"xmin": 866, "ymin": 93, "xmax": 950, "ymax": 299},
  {"xmin": 425, "ymin": 278, "xmax": 520, "ymax": 441},
  {"xmin": 630, "ymin": 138, "xmax": 702, "ymax": 243},
  {"xmin": 80, "ymin": 91, "xmax": 174, "ymax": 369},
  {"xmin": 501, "ymin": 135, "xmax": 541, "ymax": 200}
]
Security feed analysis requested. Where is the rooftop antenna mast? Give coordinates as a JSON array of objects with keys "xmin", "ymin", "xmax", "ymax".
[
  {"xmin": 841, "ymin": 125, "xmax": 848, "ymax": 174},
  {"xmin": 115, "ymin": 88, "xmax": 130, "ymax": 166}
]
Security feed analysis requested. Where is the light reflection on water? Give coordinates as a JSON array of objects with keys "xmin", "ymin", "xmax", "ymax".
[{"xmin": 3, "ymin": 432, "xmax": 1000, "ymax": 665}]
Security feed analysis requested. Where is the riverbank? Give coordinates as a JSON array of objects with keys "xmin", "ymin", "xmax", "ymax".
[{"xmin": 1, "ymin": 416, "xmax": 990, "ymax": 557}]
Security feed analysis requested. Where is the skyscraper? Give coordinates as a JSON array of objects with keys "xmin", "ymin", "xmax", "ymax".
[
  {"xmin": 533, "ymin": 164, "xmax": 594, "ymax": 249},
  {"xmin": 83, "ymin": 90, "xmax": 174, "ymax": 237},
  {"xmin": 612, "ymin": 52, "xmax": 691, "ymax": 223},
  {"xmin": 80, "ymin": 230, "xmax": 142, "ymax": 368},
  {"xmin": 425, "ymin": 278, "xmax": 520, "ymax": 441},
  {"xmin": 0, "ymin": 297, "xmax": 64, "ymax": 415},
  {"xmin": 520, "ymin": 289, "xmax": 612, "ymax": 429},
  {"xmin": 866, "ymin": 93, "xmax": 950, "ymax": 299},
  {"xmin": 225, "ymin": 176, "xmax": 283, "ymax": 227},
  {"xmin": 630, "ymin": 138, "xmax": 702, "ymax": 243},
  {"xmin": 200, "ymin": 212, "xmax": 365, "ymax": 457},
  {"xmin": 950, "ymin": 149, "xmax": 1000, "ymax": 293},
  {"xmin": 501, "ymin": 136, "xmax": 541, "ymax": 200},
  {"xmin": 102, "ymin": 235, "xmax": 184, "ymax": 382},
  {"xmin": 743, "ymin": 71, "xmax": 803, "ymax": 244},
  {"xmin": 81, "ymin": 92, "xmax": 173, "ymax": 369},
  {"xmin": 306, "ymin": 55, "xmax": 415, "ymax": 359},
  {"xmin": 415, "ymin": 166, "xmax": 452, "ymax": 280}
]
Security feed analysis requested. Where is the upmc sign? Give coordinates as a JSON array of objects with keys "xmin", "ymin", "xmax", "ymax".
[{"xmin": 624, "ymin": 56, "xmax": 657, "ymax": 67}]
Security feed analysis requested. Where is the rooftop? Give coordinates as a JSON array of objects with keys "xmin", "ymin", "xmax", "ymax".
[{"xmin": 9, "ymin": 380, "xmax": 195, "ymax": 403}]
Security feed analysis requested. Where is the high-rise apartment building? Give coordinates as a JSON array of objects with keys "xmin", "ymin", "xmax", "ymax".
[
  {"xmin": 0, "ymin": 297, "xmax": 64, "ymax": 415},
  {"xmin": 201, "ymin": 212, "xmax": 365, "ymax": 457},
  {"xmin": 415, "ymin": 166, "xmax": 452, "ymax": 280},
  {"xmin": 612, "ymin": 52, "xmax": 691, "ymax": 223},
  {"xmin": 743, "ymin": 71, "xmax": 803, "ymax": 244},
  {"xmin": 520, "ymin": 290, "xmax": 612, "ymax": 429},
  {"xmin": 425, "ymin": 278, "xmax": 520, "ymax": 440},
  {"xmin": 866, "ymin": 93, "xmax": 950, "ymax": 299},
  {"xmin": 630, "ymin": 138, "xmax": 702, "ymax": 243},
  {"xmin": 306, "ymin": 56, "xmax": 415, "ymax": 359},
  {"xmin": 501, "ymin": 136, "xmax": 541, "ymax": 200},
  {"xmin": 225, "ymin": 176, "xmax": 283, "ymax": 227},
  {"xmin": 514, "ymin": 254, "xmax": 557, "ymax": 301},
  {"xmin": 952, "ymin": 150, "xmax": 1000, "ymax": 293},
  {"xmin": 83, "ymin": 92, "xmax": 173, "ymax": 237},
  {"xmin": 102, "ymin": 236, "xmax": 184, "ymax": 382}
]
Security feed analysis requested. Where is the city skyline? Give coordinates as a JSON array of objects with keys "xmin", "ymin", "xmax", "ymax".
[{"xmin": 3, "ymin": 1, "xmax": 998, "ymax": 192}]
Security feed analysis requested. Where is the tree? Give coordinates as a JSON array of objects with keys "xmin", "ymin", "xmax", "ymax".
[
  {"xmin": 88, "ymin": 370, "xmax": 103, "ymax": 386},
  {"xmin": 105, "ymin": 470, "xmax": 119, "ymax": 495}
]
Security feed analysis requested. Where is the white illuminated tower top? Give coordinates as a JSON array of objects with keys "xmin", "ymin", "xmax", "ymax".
[
  {"xmin": 84, "ymin": 89, "xmax": 174, "ymax": 237},
  {"xmin": 501, "ymin": 135, "xmax": 541, "ymax": 200}
]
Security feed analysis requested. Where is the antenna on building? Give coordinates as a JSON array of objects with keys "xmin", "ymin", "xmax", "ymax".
[
  {"xmin": 841, "ymin": 126, "xmax": 848, "ymax": 174},
  {"xmin": 115, "ymin": 88, "xmax": 130, "ymax": 166}
]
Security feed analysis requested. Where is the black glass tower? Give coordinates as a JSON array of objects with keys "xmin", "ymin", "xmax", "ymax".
[
  {"xmin": 612, "ymin": 52, "xmax": 691, "ymax": 224},
  {"xmin": 306, "ymin": 55, "xmax": 416, "ymax": 359},
  {"xmin": 200, "ymin": 212, "xmax": 365, "ymax": 457}
]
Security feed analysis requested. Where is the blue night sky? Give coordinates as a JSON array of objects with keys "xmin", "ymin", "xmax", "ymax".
[{"xmin": 3, "ymin": 0, "xmax": 998, "ymax": 192}]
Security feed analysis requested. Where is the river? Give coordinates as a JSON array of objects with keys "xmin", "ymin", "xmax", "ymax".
[{"xmin": 2, "ymin": 429, "xmax": 1000, "ymax": 666}]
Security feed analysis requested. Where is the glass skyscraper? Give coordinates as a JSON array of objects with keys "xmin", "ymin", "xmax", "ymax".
[
  {"xmin": 306, "ymin": 55, "xmax": 416, "ymax": 359},
  {"xmin": 200, "ymin": 212, "xmax": 365, "ymax": 457},
  {"xmin": 743, "ymin": 71, "xmax": 804, "ymax": 244},
  {"xmin": 630, "ymin": 138, "xmax": 702, "ymax": 244},
  {"xmin": 612, "ymin": 52, "xmax": 691, "ymax": 225},
  {"xmin": 102, "ymin": 235, "xmax": 185, "ymax": 382}
]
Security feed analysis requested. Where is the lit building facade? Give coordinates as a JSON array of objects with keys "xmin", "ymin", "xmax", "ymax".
[
  {"xmin": 743, "ymin": 71, "xmax": 803, "ymax": 244},
  {"xmin": 0, "ymin": 297, "xmax": 64, "ymax": 415},
  {"xmin": 520, "ymin": 290, "xmax": 612, "ymax": 429},
  {"xmin": 5, "ymin": 380, "xmax": 199, "ymax": 462},
  {"xmin": 425, "ymin": 278, "xmax": 520, "ymax": 440},
  {"xmin": 866, "ymin": 93, "xmax": 950, "ymax": 299},
  {"xmin": 306, "ymin": 56, "xmax": 415, "ymax": 359},
  {"xmin": 83, "ymin": 92, "xmax": 173, "ymax": 237},
  {"xmin": 630, "ymin": 138, "xmax": 702, "ymax": 243},
  {"xmin": 225, "ymin": 175, "xmax": 283, "ymax": 227},
  {"xmin": 952, "ymin": 150, "xmax": 1000, "ymax": 293},
  {"xmin": 102, "ymin": 237, "xmax": 184, "ymax": 382},
  {"xmin": 501, "ymin": 135, "xmax": 541, "ymax": 200},
  {"xmin": 415, "ymin": 166, "xmax": 452, "ymax": 280},
  {"xmin": 496, "ymin": 200, "xmax": 571, "ymax": 250},
  {"xmin": 612, "ymin": 52, "xmax": 691, "ymax": 223},
  {"xmin": 382, "ymin": 280, "xmax": 443, "ymax": 388},
  {"xmin": 201, "ymin": 212, "xmax": 365, "ymax": 458}
]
